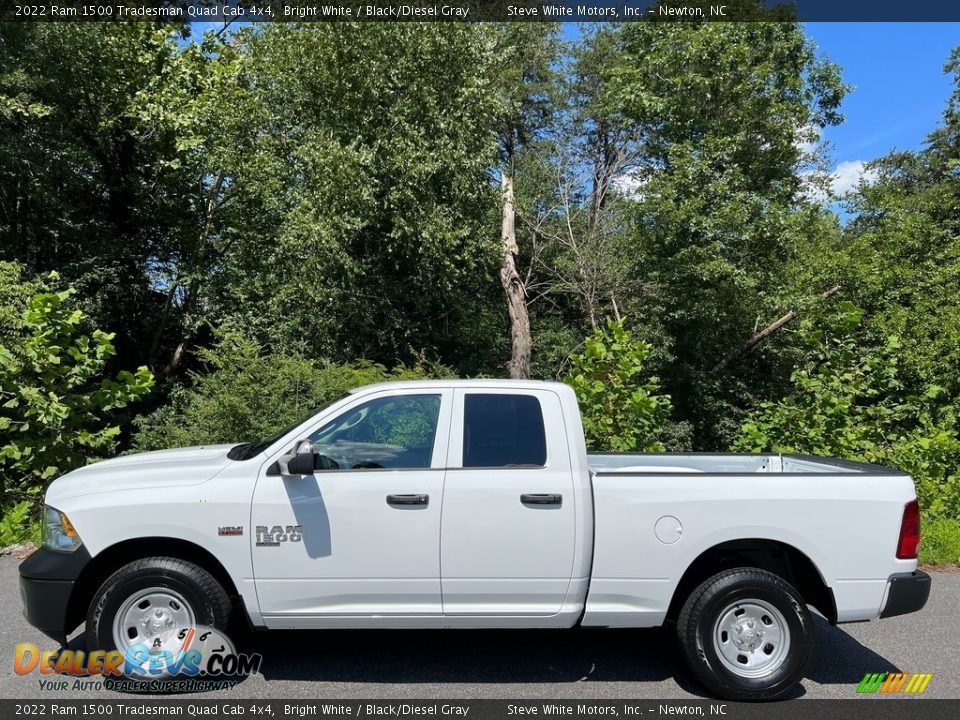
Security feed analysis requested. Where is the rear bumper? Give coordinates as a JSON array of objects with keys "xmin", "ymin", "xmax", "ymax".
[
  {"xmin": 880, "ymin": 570, "xmax": 931, "ymax": 619},
  {"xmin": 19, "ymin": 546, "xmax": 91, "ymax": 646}
]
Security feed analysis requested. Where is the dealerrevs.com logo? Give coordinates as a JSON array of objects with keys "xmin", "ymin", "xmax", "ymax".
[
  {"xmin": 857, "ymin": 672, "xmax": 934, "ymax": 695},
  {"xmin": 14, "ymin": 625, "xmax": 262, "ymax": 693}
]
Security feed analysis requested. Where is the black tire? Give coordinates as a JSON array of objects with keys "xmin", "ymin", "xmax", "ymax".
[
  {"xmin": 676, "ymin": 568, "xmax": 815, "ymax": 701},
  {"xmin": 86, "ymin": 557, "xmax": 232, "ymax": 657}
]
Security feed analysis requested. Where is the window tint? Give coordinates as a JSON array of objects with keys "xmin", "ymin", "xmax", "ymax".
[
  {"xmin": 309, "ymin": 394, "xmax": 441, "ymax": 470},
  {"xmin": 463, "ymin": 394, "xmax": 546, "ymax": 468}
]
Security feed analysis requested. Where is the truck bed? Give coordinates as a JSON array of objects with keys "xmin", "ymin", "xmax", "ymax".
[
  {"xmin": 588, "ymin": 452, "xmax": 900, "ymax": 475},
  {"xmin": 581, "ymin": 451, "xmax": 914, "ymax": 628}
]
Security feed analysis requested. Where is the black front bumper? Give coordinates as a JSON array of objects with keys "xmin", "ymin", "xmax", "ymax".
[
  {"xmin": 19, "ymin": 546, "xmax": 91, "ymax": 646},
  {"xmin": 880, "ymin": 570, "xmax": 931, "ymax": 619}
]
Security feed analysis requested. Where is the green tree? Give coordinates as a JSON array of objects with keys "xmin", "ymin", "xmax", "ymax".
[
  {"xmin": 730, "ymin": 45, "xmax": 960, "ymax": 532},
  {"xmin": 132, "ymin": 332, "xmax": 454, "ymax": 452},
  {"xmin": 521, "ymin": 27, "xmax": 640, "ymax": 334},
  {"xmin": 604, "ymin": 5, "xmax": 848, "ymax": 447},
  {"xmin": 565, "ymin": 319, "xmax": 671, "ymax": 452},
  {"xmin": 0, "ymin": 261, "xmax": 40, "ymax": 342},
  {"xmin": 519, "ymin": 27, "xmax": 672, "ymax": 386},
  {"xmin": 808, "ymin": 47, "xmax": 960, "ymax": 402},
  {"xmin": 733, "ymin": 310, "xmax": 960, "ymax": 519},
  {"xmin": 0, "ymin": 23, "xmax": 217, "ymax": 376},
  {"xmin": 0, "ymin": 273, "xmax": 154, "ymax": 506},
  {"xmin": 202, "ymin": 24, "xmax": 505, "ymax": 375}
]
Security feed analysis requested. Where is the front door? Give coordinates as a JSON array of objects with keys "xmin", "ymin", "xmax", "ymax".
[
  {"xmin": 252, "ymin": 389, "xmax": 451, "ymax": 624},
  {"xmin": 440, "ymin": 388, "xmax": 576, "ymax": 615}
]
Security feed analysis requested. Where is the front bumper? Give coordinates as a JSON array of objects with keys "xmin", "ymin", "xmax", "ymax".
[
  {"xmin": 19, "ymin": 546, "xmax": 91, "ymax": 646},
  {"xmin": 880, "ymin": 570, "xmax": 931, "ymax": 619}
]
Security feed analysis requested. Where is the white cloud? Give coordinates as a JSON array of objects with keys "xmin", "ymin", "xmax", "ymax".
[
  {"xmin": 611, "ymin": 171, "xmax": 648, "ymax": 200},
  {"xmin": 801, "ymin": 159, "xmax": 879, "ymax": 203},
  {"xmin": 794, "ymin": 124, "xmax": 820, "ymax": 159},
  {"xmin": 829, "ymin": 160, "xmax": 879, "ymax": 196}
]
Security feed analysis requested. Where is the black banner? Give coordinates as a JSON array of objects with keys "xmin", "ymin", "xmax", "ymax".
[
  {"xmin": 4, "ymin": 700, "xmax": 960, "ymax": 720},
  {"xmin": 3, "ymin": 0, "xmax": 960, "ymax": 23}
]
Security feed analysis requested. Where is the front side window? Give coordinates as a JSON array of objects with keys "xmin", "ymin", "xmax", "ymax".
[
  {"xmin": 309, "ymin": 394, "xmax": 441, "ymax": 470},
  {"xmin": 463, "ymin": 394, "xmax": 547, "ymax": 468}
]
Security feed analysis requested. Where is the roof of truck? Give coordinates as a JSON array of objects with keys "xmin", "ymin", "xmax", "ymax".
[{"xmin": 349, "ymin": 379, "xmax": 569, "ymax": 394}]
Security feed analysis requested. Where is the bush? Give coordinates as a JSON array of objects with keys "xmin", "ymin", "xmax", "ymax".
[
  {"xmin": 0, "ymin": 261, "xmax": 41, "ymax": 343},
  {"xmin": 0, "ymin": 271, "xmax": 154, "ymax": 515},
  {"xmin": 132, "ymin": 333, "xmax": 455, "ymax": 451},
  {"xmin": 920, "ymin": 518, "xmax": 960, "ymax": 566},
  {"xmin": 733, "ymin": 307, "xmax": 960, "ymax": 520},
  {"xmin": 0, "ymin": 500, "xmax": 40, "ymax": 547},
  {"xmin": 564, "ymin": 319, "xmax": 671, "ymax": 452}
]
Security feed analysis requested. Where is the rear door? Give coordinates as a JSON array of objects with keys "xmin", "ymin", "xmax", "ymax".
[{"xmin": 440, "ymin": 388, "xmax": 576, "ymax": 615}]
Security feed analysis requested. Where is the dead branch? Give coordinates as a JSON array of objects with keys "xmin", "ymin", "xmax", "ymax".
[{"xmin": 710, "ymin": 285, "xmax": 841, "ymax": 374}]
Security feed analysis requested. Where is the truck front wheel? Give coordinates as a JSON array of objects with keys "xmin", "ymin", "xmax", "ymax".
[
  {"xmin": 676, "ymin": 568, "xmax": 815, "ymax": 701},
  {"xmin": 86, "ymin": 557, "xmax": 232, "ymax": 668}
]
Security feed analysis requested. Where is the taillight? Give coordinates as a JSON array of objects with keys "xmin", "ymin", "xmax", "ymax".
[{"xmin": 896, "ymin": 500, "xmax": 921, "ymax": 559}]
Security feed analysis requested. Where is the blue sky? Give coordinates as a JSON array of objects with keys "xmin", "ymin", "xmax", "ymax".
[{"xmin": 804, "ymin": 22, "xmax": 958, "ymax": 193}]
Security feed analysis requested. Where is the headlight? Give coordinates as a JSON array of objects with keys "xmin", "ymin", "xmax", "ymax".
[{"xmin": 43, "ymin": 506, "xmax": 83, "ymax": 552}]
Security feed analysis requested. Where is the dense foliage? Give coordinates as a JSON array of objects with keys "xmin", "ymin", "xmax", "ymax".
[
  {"xmin": 0, "ymin": 268, "xmax": 153, "ymax": 539},
  {"xmin": 202, "ymin": 25, "xmax": 507, "ymax": 371},
  {"xmin": 566, "ymin": 320, "xmax": 670, "ymax": 452},
  {"xmin": 1, "ymin": 11, "xmax": 959, "ymax": 553},
  {"xmin": 745, "ymin": 45, "xmax": 960, "ymax": 530},
  {"xmin": 733, "ymin": 309, "xmax": 960, "ymax": 519},
  {"xmin": 132, "ymin": 334, "xmax": 453, "ymax": 452}
]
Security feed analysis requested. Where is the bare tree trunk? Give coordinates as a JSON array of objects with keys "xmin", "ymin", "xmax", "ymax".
[
  {"xmin": 610, "ymin": 294, "xmax": 621, "ymax": 322},
  {"xmin": 500, "ymin": 172, "xmax": 531, "ymax": 379},
  {"xmin": 711, "ymin": 285, "xmax": 841, "ymax": 374},
  {"xmin": 162, "ymin": 341, "xmax": 186, "ymax": 378},
  {"xmin": 148, "ymin": 280, "xmax": 180, "ymax": 368}
]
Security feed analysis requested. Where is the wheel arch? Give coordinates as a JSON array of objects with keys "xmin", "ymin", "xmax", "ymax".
[
  {"xmin": 665, "ymin": 538, "xmax": 836, "ymax": 625},
  {"xmin": 66, "ymin": 537, "xmax": 244, "ymax": 638}
]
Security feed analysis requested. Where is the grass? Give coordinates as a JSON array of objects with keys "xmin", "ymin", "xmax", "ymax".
[{"xmin": 920, "ymin": 517, "xmax": 960, "ymax": 566}]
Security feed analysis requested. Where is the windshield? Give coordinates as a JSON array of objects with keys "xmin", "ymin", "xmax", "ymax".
[{"xmin": 227, "ymin": 399, "xmax": 342, "ymax": 461}]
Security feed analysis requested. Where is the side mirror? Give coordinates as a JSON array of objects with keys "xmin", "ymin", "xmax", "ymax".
[{"xmin": 279, "ymin": 440, "xmax": 315, "ymax": 476}]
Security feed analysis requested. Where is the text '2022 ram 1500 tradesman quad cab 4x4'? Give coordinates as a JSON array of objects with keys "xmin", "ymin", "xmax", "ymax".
[{"xmin": 20, "ymin": 380, "xmax": 930, "ymax": 700}]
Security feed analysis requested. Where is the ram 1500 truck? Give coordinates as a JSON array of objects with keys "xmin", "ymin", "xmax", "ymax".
[{"xmin": 20, "ymin": 380, "xmax": 930, "ymax": 700}]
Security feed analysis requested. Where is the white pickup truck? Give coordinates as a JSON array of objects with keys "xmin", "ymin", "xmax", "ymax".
[{"xmin": 21, "ymin": 380, "xmax": 929, "ymax": 700}]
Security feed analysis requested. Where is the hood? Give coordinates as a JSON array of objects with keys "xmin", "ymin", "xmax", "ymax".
[{"xmin": 45, "ymin": 444, "xmax": 237, "ymax": 504}]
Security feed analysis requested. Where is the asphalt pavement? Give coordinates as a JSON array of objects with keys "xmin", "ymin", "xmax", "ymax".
[{"xmin": 0, "ymin": 557, "xmax": 956, "ymax": 700}]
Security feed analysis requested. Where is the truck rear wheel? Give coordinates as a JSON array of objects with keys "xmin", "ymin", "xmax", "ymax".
[
  {"xmin": 86, "ymin": 557, "xmax": 232, "ymax": 672},
  {"xmin": 676, "ymin": 567, "xmax": 815, "ymax": 701}
]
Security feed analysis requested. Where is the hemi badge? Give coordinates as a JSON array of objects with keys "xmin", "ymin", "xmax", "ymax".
[{"xmin": 218, "ymin": 526, "xmax": 243, "ymax": 536}]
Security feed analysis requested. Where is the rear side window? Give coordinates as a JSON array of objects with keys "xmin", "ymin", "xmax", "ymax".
[{"xmin": 463, "ymin": 394, "xmax": 546, "ymax": 468}]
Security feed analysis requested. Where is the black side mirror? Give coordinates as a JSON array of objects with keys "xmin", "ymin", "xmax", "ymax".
[{"xmin": 280, "ymin": 440, "xmax": 315, "ymax": 476}]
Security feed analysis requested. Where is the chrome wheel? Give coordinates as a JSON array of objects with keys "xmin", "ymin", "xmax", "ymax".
[
  {"xmin": 713, "ymin": 599, "xmax": 791, "ymax": 679},
  {"xmin": 112, "ymin": 586, "xmax": 196, "ymax": 655}
]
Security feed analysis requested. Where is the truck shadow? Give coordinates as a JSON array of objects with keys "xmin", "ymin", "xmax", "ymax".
[
  {"xmin": 66, "ymin": 616, "xmax": 899, "ymax": 698},
  {"xmin": 246, "ymin": 626, "xmax": 682, "ymax": 686},
  {"xmin": 805, "ymin": 617, "xmax": 902, "ymax": 686},
  {"xmin": 239, "ymin": 616, "xmax": 899, "ymax": 697}
]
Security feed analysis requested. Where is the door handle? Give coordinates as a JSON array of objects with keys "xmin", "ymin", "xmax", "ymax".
[
  {"xmin": 521, "ymin": 493, "xmax": 562, "ymax": 506},
  {"xmin": 386, "ymin": 493, "xmax": 429, "ymax": 507}
]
